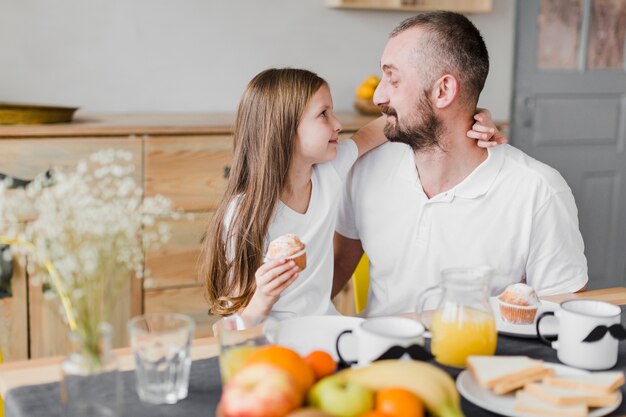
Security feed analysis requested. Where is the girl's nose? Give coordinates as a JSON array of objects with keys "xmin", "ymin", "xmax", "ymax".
[{"xmin": 334, "ymin": 115, "xmax": 342, "ymax": 133}]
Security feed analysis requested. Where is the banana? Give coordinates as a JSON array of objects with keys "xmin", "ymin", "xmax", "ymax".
[{"xmin": 336, "ymin": 360, "xmax": 464, "ymax": 417}]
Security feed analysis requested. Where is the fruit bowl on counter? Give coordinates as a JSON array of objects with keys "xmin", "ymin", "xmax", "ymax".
[
  {"xmin": 354, "ymin": 75, "xmax": 382, "ymax": 116},
  {"xmin": 354, "ymin": 97, "xmax": 382, "ymax": 116}
]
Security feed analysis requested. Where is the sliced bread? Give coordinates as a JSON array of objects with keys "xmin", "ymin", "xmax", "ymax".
[
  {"xmin": 515, "ymin": 390, "xmax": 588, "ymax": 417},
  {"xmin": 466, "ymin": 355, "xmax": 545, "ymax": 389},
  {"xmin": 493, "ymin": 367, "xmax": 555, "ymax": 395},
  {"xmin": 543, "ymin": 371, "xmax": 625, "ymax": 394},
  {"xmin": 524, "ymin": 382, "xmax": 620, "ymax": 408}
]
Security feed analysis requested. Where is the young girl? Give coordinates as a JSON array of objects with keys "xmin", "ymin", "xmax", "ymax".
[{"xmin": 201, "ymin": 68, "xmax": 502, "ymax": 318}]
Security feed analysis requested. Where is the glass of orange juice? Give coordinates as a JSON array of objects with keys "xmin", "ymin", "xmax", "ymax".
[
  {"xmin": 215, "ymin": 315, "xmax": 279, "ymax": 384},
  {"xmin": 417, "ymin": 266, "xmax": 497, "ymax": 367}
]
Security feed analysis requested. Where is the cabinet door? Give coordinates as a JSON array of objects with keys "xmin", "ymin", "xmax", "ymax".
[
  {"xmin": 144, "ymin": 286, "xmax": 218, "ymax": 338},
  {"xmin": 0, "ymin": 138, "xmax": 141, "ymax": 181},
  {"xmin": 144, "ymin": 136, "xmax": 233, "ymax": 335},
  {"xmin": 0, "ymin": 255, "xmax": 27, "ymax": 362},
  {"xmin": 144, "ymin": 135, "xmax": 233, "ymax": 211},
  {"xmin": 144, "ymin": 213, "xmax": 212, "ymax": 289},
  {"xmin": 143, "ymin": 212, "xmax": 212, "ymax": 332},
  {"xmin": 0, "ymin": 138, "xmax": 141, "ymax": 358}
]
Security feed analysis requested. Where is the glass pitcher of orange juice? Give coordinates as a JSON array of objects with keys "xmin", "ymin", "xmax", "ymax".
[{"xmin": 417, "ymin": 266, "xmax": 497, "ymax": 368}]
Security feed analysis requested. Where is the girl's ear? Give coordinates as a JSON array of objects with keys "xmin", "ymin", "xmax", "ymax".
[{"xmin": 432, "ymin": 74, "xmax": 458, "ymax": 109}]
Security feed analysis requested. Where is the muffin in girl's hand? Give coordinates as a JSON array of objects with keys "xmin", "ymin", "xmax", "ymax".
[
  {"xmin": 497, "ymin": 283, "xmax": 540, "ymax": 324},
  {"xmin": 265, "ymin": 234, "xmax": 306, "ymax": 271}
]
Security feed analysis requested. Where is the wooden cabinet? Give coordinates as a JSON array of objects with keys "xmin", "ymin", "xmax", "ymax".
[
  {"xmin": 325, "ymin": 0, "xmax": 493, "ymax": 13},
  {"xmin": 0, "ymin": 112, "xmax": 373, "ymax": 361},
  {"xmin": 0, "ymin": 256, "xmax": 27, "ymax": 361},
  {"xmin": 0, "ymin": 137, "xmax": 142, "ymax": 359}
]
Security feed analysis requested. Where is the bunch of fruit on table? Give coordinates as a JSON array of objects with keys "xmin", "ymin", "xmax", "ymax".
[
  {"xmin": 218, "ymin": 344, "xmax": 464, "ymax": 417},
  {"xmin": 354, "ymin": 75, "xmax": 382, "ymax": 116}
]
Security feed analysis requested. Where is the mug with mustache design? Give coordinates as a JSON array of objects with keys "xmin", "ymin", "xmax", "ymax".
[
  {"xmin": 335, "ymin": 316, "xmax": 426, "ymax": 367},
  {"xmin": 536, "ymin": 299, "xmax": 624, "ymax": 370}
]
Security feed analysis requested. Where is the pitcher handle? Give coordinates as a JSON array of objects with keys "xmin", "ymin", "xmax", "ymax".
[{"xmin": 416, "ymin": 285, "xmax": 442, "ymax": 325}]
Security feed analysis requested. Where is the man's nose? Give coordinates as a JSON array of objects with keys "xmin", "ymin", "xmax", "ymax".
[{"xmin": 373, "ymin": 81, "xmax": 388, "ymax": 106}]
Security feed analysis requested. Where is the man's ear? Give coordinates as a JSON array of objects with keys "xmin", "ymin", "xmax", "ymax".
[{"xmin": 432, "ymin": 74, "xmax": 458, "ymax": 109}]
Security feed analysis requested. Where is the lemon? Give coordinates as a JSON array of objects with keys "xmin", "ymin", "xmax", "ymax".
[
  {"xmin": 364, "ymin": 75, "xmax": 380, "ymax": 88},
  {"xmin": 356, "ymin": 84, "xmax": 376, "ymax": 100}
]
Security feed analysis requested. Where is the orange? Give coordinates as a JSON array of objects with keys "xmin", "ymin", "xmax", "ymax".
[
  {"xmin": 375, "ymin": 387, "xmax": 424, "ymax": 417},
  {"xmin": 304, "ymin": 350, "xmax": 337, "ymax": 380},
  {"xmin": 360, "ymin": 411, "xmax": 393, "ymax": 417},
  {"xmin": 364, "ymin": 75, "xmax": 380, "ymax": 88},
  {"xmin": 356, "ymin": 84, "xmax": 375, "ymax": 100},
  {"xmin": 244, "ymin": 345, "xmax": 315, "ymax": 394}
]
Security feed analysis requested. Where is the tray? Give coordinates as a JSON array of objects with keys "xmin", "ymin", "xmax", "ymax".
[{"xmin": 0, "ymin": 102, "xmax": 79, "ymax": 125}]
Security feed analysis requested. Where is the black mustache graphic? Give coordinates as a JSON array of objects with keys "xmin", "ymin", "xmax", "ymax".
[
  {"xmin": 374, "ymin": 344, "xmax": 434, "ymax": 362},
  {"xmin": 336, "ymin": 329, "xmax": 431, "ymax": 368},
  {"xmin": 582, "ymin": 324, "xmax": 626, "ymax": 343}
]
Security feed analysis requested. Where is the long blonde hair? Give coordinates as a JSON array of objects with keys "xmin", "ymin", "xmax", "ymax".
[{"xmin": 201, "ymin": 68, "xmax": 327, "ymax": 315}]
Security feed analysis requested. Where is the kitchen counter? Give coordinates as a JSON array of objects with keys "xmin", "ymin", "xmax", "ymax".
[{"xmin": 0, "ymin": 112, "xmax": 380, "ymax": 138}]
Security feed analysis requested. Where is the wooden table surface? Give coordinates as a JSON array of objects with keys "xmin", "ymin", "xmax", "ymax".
[{"xmin": 1, "ymin": 287, "xmax": 625, "ymax": 397}]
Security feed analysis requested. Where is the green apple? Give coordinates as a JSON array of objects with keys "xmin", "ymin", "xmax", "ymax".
[{"xmin": 307, "ymin": 375, "xmax": 374, "ymax": 417}]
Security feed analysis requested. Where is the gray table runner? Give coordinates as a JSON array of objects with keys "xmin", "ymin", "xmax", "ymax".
[{"xmin": 7, "ymin": 311, "xmax": 626, "ymax": 417}]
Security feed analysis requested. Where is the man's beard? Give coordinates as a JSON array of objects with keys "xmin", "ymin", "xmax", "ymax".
[{"xmin": 381, "ymin": 94, "xmax": 443, "ymax": 152}]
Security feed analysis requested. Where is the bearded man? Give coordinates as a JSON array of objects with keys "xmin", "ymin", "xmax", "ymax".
[{"xmin": 332, "ymin": 11, "xmax": 588, "ymax": 317}]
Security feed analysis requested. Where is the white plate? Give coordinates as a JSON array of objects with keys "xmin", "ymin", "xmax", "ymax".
[
  {"xmin": 457, "ymin": 362, "xmax": 622, "ymax": 417},
  {"xmin": 276, "ymin": 315, "xmax": 364, "ymax": 361},
  {"xmin": 490, "ymin": 297, "xmax": 560, "ymax": 338}
]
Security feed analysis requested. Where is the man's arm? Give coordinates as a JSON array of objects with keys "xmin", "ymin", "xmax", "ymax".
[
  {"xmin": 332, "ymin": 232, "xmax": 364, "ymax": 298},
  {"xmin": 527, "ymin": 189, "xmax": 589, "ymax": 295}
]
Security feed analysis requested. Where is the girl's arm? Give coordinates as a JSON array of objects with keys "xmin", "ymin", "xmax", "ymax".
[
  {"xmin": 352, "ymin": 108, "xmax": 508, "ymax": 158},
  {"xmin": 241, "ymin": 259, "xmax": 299, "ymax": 316},
  {"xmin": 352, "ymin": 116, "xmax": 388, "ymax": 158}
]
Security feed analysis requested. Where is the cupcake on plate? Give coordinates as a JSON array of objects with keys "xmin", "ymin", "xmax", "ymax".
[
  {"xmin": 497, "ymin": 283, "xmax": 540, "ymax": 324},
  {"xmin": 265, "ymin": 234, "xmax": 306, "ymax": 271}
]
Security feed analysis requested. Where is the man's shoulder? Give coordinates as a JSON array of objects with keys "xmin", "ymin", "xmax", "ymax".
[
  {"xmin": 354, "ymin": 141, "xmax": 411, "ymax": 171},
  {"xmin": 498, "ymin": 145, "xmax": 571, "ymax": 194}
]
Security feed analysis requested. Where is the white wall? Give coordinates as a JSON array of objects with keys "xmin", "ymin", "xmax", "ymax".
[{"xmin": 0, "ymin": 0, "xmax": 515, "ymax": 121}]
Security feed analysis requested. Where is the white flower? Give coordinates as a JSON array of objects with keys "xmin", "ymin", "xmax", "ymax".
[{"xmin": 0, "ymin": 149, "xmax": 174, "ymax": 339}]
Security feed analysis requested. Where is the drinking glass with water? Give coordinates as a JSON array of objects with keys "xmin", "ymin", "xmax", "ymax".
[{"xmin": 128, "ymin": 313, "xmax": 195, "ymax": 404}]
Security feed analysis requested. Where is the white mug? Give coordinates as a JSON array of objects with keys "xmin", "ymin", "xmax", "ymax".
[
  {"xmin": 536, "ymin": 299, "xmax": 624, "ymax": 370},
  {"xmin": 335, "ymin": 316, "xmax": 426, "ymax": 367}
]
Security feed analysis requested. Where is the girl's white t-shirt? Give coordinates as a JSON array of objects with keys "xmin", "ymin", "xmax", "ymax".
[{"xmin": 224, "ymin": 139, "xmax": 358, "ymax": 317}]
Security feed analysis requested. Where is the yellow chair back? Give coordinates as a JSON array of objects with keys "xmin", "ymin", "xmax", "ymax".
[
  {"xmin": 352, "ymin": 254, "xmax": 369, "ymax": 314},
  {"xmin": 1, "ymin": 348, "xmax": 4, "ymax": 417}
]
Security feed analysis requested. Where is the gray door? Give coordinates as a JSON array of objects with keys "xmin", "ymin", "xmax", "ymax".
[{"xmin": 510, "ymin": 0, "xmax": 626, "ymax": 290}]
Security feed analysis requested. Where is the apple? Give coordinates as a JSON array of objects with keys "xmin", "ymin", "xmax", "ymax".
[
  {"xmin": 221, "ymin": 363, "xmax": 303, "ymax": 417},
  {"xmin": 307, "ymin": 375, "xmax": 374, "ymax": 417}
]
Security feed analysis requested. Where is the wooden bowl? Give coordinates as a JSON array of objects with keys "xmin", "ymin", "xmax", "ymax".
[
  {"xmin": 0, "ymin": 102, "xmax": 78, "ymax": 125},
  {"xmin": 353, "ymin": 97, "xmax": 381, "ymax": 116}
]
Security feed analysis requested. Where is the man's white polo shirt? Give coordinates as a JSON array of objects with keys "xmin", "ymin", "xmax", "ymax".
[{"xmin": 336, "ymin": 142, "xmax": 588, "ymax": 317}]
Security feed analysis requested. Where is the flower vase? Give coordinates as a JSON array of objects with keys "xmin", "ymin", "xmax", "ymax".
[{"xmin": 60, "ymin": 323, "xmax": 121, "ymax": 417}]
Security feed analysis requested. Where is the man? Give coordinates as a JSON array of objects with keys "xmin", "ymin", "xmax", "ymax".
[{"xmin": 333, "ymin": 11, "xmax": 588, "ymax": 317}]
